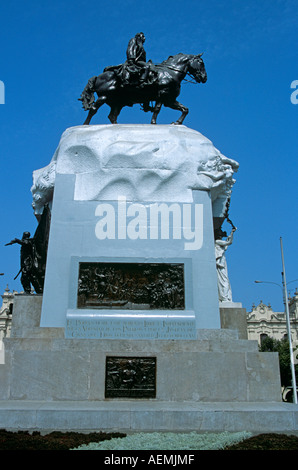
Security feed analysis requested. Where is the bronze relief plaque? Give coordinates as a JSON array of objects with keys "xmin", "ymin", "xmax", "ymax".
[
  {"xmin": 77, "ymin": 262, "xmax": 185, "ymax": 310},
  {"xmin": 105, "ymin": 356, "xmax": 156, "ymax": 398}
]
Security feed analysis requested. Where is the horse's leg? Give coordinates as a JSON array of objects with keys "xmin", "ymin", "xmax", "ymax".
[
  {"xmin": 151, "ymin": 102, "xmax": 162, "ymax": 124},
  {"xmin": 83, "ymin": 96, "xmax": 106, "ymax": 125},
  {"xmin": 165, "ymin": 100, "xmax": 189, "ymax": 125},
  {"xmin": 108, "ymin": 105, "xmax": 123, "ymax": 124},
  {"xmin": 84, "ymin": 109, "xmax": 96, "ymax": 125}
]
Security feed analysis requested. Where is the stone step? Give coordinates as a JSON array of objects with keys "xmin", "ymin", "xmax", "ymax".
[{"xmin": 0, "ymin": 400, "xmax": 296, "ymax": 433}]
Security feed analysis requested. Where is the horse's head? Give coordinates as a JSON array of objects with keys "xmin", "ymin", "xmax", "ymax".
[{"xmin": 188, "ymin": 54, "xmax": 207, "ymax": 83}]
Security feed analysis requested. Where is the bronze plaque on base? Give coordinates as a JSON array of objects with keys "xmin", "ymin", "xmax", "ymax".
[
  {"xmin": 105, "ymin": 356, "xmax": 156, "ymax": 398},
  {"xmin": 77, "ymin": 262, "xmax": 184, "ymax": 310}
]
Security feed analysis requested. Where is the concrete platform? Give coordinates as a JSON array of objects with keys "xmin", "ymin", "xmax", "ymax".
[{"xmin": 0, "ymin": 400, "xmax": 297, "ymax": 434}]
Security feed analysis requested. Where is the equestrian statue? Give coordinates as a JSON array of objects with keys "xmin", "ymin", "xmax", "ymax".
[{"xmin": 79, "ymin": 32, "xmax": 207, "ymax": 125}]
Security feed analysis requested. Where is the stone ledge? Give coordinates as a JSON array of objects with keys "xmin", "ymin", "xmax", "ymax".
[
  {"xmin": 4, "ymin": 334, "xmax": 259, "ymax": 353},
  {"xmin": 0, "ymin": 400, "xmax": 296, "ymax": 433}
]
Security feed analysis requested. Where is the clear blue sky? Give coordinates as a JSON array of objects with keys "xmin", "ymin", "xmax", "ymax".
[{"xmin": 0, "ymin": 0, "xmax": 297, "ymax": 312}]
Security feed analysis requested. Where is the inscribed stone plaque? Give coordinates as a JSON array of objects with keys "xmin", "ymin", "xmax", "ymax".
[
  {"xmin": 77, "ymin": 262, "xmax": 184, "ymax": 310},
  {"xmin": 105, "ymin": 356, "xmax": 156, "ymax": 398},
  {"xmin": 65, "ymin": 316, "xmax": 196, "ymax": 339}
]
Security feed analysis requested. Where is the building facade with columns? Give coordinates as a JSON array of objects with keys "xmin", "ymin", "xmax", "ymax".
[
  {"xmin": 0, "ymin": 286, "xmax": 15, "ymax": 363},
  {"xmin": 0, "ymin": 286, "xmax": 14, "ymax": 339},
  {"xmin": 246, "ymin": 290, "xmax": 298, "ymax": 358}
]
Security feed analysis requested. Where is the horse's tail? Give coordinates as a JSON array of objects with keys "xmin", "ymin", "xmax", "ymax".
[{"xmin": 78, "ymin": 76, "xmax": 97, "ymax": 111}]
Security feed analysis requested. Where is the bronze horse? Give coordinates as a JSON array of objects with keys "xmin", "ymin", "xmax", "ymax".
[{"xmin": 79, "ymin": 53, "xmax": 207, "ymax": 125}]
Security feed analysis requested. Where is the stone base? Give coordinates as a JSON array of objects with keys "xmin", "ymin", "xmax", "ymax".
[
  {"xmin": 0, "ymin": 400, "xmax": 296, "ymax": 433},
  {"xmin": 220, "ymin": 302, "xmax": 248, "ymax": 340},
  {"xmin": 1, "ymin": 295, "xmax": 281, "ymax": 402},
  {"xmin": 0, "ymin": 295, "xmax": 294, "ymax": 433},
  {"xmin": 38, "ymin": 125, "xmax": 238, "ymax": 332}
]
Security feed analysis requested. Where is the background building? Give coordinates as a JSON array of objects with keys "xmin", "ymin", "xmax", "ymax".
[
  {"xmin": 0, "ymin": 286, "xmax": 14, "ymax": 341},
  {"xmin": 246, "ymin": 291, "xmax": 298, "ymax": 362},
  {"xmin": 0, "ymin": 286, "xmax": 15, "ymax": 364}
]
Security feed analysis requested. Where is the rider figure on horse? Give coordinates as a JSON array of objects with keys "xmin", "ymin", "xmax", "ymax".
[
  {"xmin": 79, "ymin": 33, "xmax": 207, "ymax": 124},
  {"xmin": 122, "ymin": 32, "xmax": 151, "ymax": 87},
  {"xmin": 104, "ymin": 32, "xmax": 154, "ymax": 89}
]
